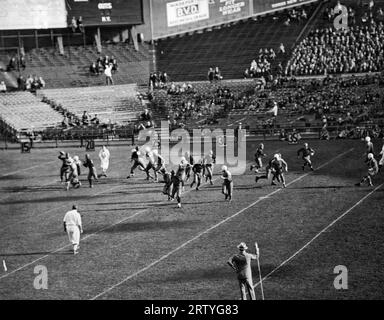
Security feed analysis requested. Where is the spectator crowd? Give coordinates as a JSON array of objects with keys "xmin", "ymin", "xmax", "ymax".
[
  {"xmin": 286, "ymin": 2, "xmax": 384, "ymax": 76},
  {"xmin": 17, "ymin": 74, "xmax": 46, "ymax": 92},
  {"xmin": 89, "ymin": 55, "xmax": 118, "ymax": 77}
]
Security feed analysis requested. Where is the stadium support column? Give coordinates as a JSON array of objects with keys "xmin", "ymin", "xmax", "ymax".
[
  {"xmin": 57, "ymin": 36, "xmax": 64, "ymax": 55},
  {"xmin": 95, "ymin": 28, "xmax": 102, "ymax": 54},
  {"xmin": 130, "ymin": 26, "xmax": 139, "ymax": 51},
  {"xmin": 148, "ymin": 42, "xmax": 157, "ymax": 74}
]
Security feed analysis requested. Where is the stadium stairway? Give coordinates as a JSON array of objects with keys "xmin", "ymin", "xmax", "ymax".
[
  {"xmin": 38, "ymin": 84, "xmax": 145, "ymax": 125},
  {"xmin": 6, "ymin": 43, "xmax": 151, "ymax": 88}
]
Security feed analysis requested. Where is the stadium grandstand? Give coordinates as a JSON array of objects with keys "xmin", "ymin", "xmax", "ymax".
[
  {"xmin": 0, "ymin": 0, "xmax": 383, "ymax": 146},
  {"xmin": 1, "ymin": 0, "xmax": 384, "ymax": 302}
]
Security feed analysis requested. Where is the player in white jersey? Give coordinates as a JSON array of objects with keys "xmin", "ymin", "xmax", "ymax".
[
  {"xmin": 203, "ymin": 150, "xmax": 216, "ymax": 185},
  {"xmin": 63, "ymin": 205, "xmax": 83, "ymax": 254}
]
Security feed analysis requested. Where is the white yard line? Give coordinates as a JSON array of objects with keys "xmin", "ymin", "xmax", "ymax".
[
  {"xmin": 90, "ymin": 148, "xmax": 354, "ymax": 300},
  {"xmin": 252, "ymin": 181, "xmax": 384, "ymax": 291},
  {"xmin": 0, "ymin": 170, "xmax": 224, "ymax": 281}
]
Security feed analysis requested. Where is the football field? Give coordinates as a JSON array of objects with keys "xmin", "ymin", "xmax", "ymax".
[{"xmin": 0, "ymin": 139, "xmax": 383, "ymax": 300}]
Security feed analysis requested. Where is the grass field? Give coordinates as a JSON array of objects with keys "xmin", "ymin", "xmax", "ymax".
[{"xmin": 0, "ymin": 138, "xmax": 383, "ymax": 300}]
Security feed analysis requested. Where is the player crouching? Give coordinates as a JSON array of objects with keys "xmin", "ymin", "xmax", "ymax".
[
  {"xmin": 221, "ymin": 166, "xmax": 233, "ymax": 201},
  {"xmin": 356, "ymin": 153, "xmax": 378, "ymax": 187}
]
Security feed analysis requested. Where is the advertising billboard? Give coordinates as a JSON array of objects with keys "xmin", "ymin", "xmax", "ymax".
[
  {"xmin": 152, "ymin": 0, "xmax": 251, "ymax": 39},
  {"xmin": 151, "ymin": 0, "xmax": 318, "ymax": 39},
  {"xmin": 253, "ymin": 0, "xmax": 318, "ymax": 15},
  {"xmin": 66, "ymin": 0, "xmax": 143, "ymax": 26}
]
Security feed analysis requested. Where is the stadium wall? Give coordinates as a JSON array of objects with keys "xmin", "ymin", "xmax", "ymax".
[{"xmin": 137, "ymin": 0, "xmax": 320, "ymax": 41}]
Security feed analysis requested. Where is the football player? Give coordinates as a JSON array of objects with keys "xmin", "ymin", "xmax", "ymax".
[
  {"xmin": 203, "ymin": 150, "xmax": 216, "ymax": 185},
  {"xmin": 144, "ymin": 147, "xmax": 157, "ymax": 181},
  {"xmin": 356, "ymin": 153, "xmax": 378, "ymax": 187},
  {"xmin": 221, "ymin": 165, "xmax": 233, "ymax": 201},
  {"xmin": 83, "ymin": 154, "xmax": 98, "ymax": 188},
  {"xmin": 190, "ymin": 158, "xmax": 204, "ymax": 190},
  {"xmin": 127, "ymin": 146, "xmax": 145, "ymax": 178},
  {"xmin": 250, "ymin": 143, "xmax": 266, "ymax": 173},
  {"xmin": 185, "ymin": 151, "xmax": 195, "ymax": 182},
  {"xmin": 297, "ymin": 143, "xmax": 315, "ymax": 171},
  {"xmin": 364, "ymin": 136, "xmax": 374, "ymax": 161},
  {"xmin": 271, "ymin": 153, "xmax": 288, "ymax": 188},
  {"xmin": 160, "ymin": 167, "xmax": 173, "ymax": 200}
]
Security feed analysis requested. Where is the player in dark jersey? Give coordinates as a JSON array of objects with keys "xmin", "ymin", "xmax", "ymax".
[
  {"xmin": 171, "ymin": 162, "xmax": 185, "ymax": 208},
  {"xmin": 190, "ymin": 159, "xmax": 204, "ymax": 190},
  {"xmin": 270, "ymin": 153, "xmax": 288, "ymax": 188},
  {"xmin": 58, "ymin": 151, "xmax": 69, "ymax": 182},
  {"xmin": 356, "ymin": 153, "xmax": 378, "ymax": 187},
  {"xmin": 255, "ymin": 156, "xmax": 277, "ymax": 184},
  {"xmin": 221, "ymin": 165, "xmax": 233, "ymax": 201},
  {"xmin": 127, "ymin": 146, "xmax": 145, "ymax": 178},
  {"xmin": 144, "ymin": 148, "xmax": 157, "ymax": 181},
  {"xmin": 250, "ymin": 143, "xmax": 266, "ymax": 173},
  {"xmin": 83, "ymin": 154, "xmax": 98, "ymax": 188},
  {"xmin": 297, "ymin": 143, "xmax": 315, "ymax": 171},
  {"xmin": 160, "ymin": 168, "xmax": 174, "ymax": 200},
  {"xmin": 185, "ymin": 151, "xmax": 195, "ymax": 182}
]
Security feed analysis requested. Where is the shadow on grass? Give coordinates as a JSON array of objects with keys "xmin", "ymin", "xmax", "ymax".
[
  {"xmin": 0, "ymin": 250, "xmax": 72, "ymax": 257},
  {"xmin": 0, "ymin": 193, "xmax": 113, "ymax": 205},
  {"xmin": 85, "ymin": 219, "xmax": 200, "ymax": 234},
  {"xmin": 149, "ymin": 263, "xmax": 296, "ymax": 284},
  {"xmin": 288, "ymin": 185, "xmax": 353, "ymax": 190}
]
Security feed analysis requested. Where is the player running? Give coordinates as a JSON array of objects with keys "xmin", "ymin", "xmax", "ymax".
[
  {"xmin": 203, "ymin": 150, "xmax": 216, "ymax": 185},
  {"xmin": 250, "ymin": 143, "xmax": 266, "ymax": 173},
  {"xmin": 58, "ymin": 151, "xmax": 69, "ymax": 182},
  {"xmin": 190, "ymin": 158, "xmax": 204, "ymax": 190},
  {"xmin": 83, "ymin": 154, "xmax": 98, "ymax": 188},
  {"xmin": 127, "ymin": 146, "xmax": 145, "ymax": 178},
  {"xmin": 160, "ymin": 167, "xmax": 174, "ymax": 200},
  {"xmin": 255, "ymin": 155, "xmax": 276, "ymax": 184},
  {"xmin": 271, "ymin": 153, "xmax": 288, "ymax": 188},
  {"xmin": 153, "ymin": 149, "xmax": 166, "ymax": 179},
  {"xmin": 356, "ymin": 153, "xmax": 379, "ymax": 187},
  {"xmin": 297, "ymin": 143, "xmax": 315, "ymax": 171},
  {"xmin": 364, "ymin": 136, "xmax": 374, "ymax": 161},
  {"xmin": 144, "ymin": 147, "xmax": 157, "ymax": 181},
  {"xmin": 185, "ymin": 151, "xmax": 194, "ymax": 182},
  {"xmin": 170, "ymin": 158, "xmax": 189, "ymax": 208},
  {"xmin": 221, "ymin": 165, "xmax": 233, "ymax": 201}
]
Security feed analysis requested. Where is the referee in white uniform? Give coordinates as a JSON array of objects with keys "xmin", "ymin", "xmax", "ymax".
[{"xmin": 63, "ymin": 205, "xmax": 83, "ymax": 254}]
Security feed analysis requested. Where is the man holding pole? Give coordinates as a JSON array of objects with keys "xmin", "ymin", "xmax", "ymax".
[{"xmin": 227, "ymin": 242, "xmax": 259, "ymax": 300}]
